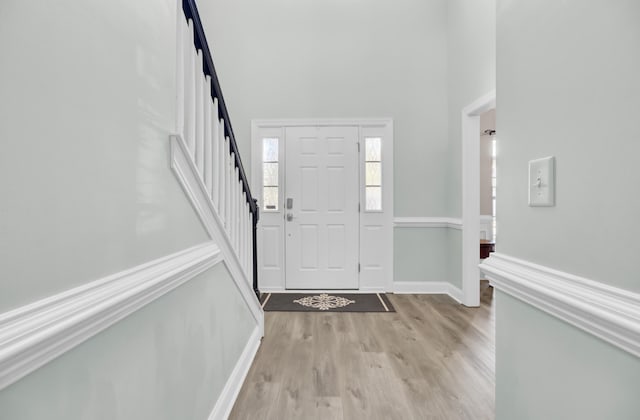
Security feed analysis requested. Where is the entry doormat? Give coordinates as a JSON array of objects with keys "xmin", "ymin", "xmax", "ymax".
[{"xmin": 260, "ymin": 293, "xmax": 395, "ymax": 312}]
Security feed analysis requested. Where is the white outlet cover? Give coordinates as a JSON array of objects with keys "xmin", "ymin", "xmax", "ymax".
[{"xmin": 528, "ymin": 156, "xmax": 555, "ymax": 206}]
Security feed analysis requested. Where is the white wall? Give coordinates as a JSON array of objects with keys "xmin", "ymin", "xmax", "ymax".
[
  {"xmin": 446, "ymin": 0, "xmax": 496, "ymax": 218},
  {"xmin": 0, "ymin": 0, "xmax": 207, "ymax": 312},
  {"xmin": 445, "ymin": 0, "xmax": 496, "ymax": 287},
  {"xmin": 197, "ymin": 0, "xmax": 454, "ymax": 285},
  {"xmin": 0, "ymin": 263, "xmax": 255, "ymax": 420},
  {"xmin": 0, "ymin": 0, "xmax": 259, "ymax": 417},
  {"xmin": 496, "ymin": 0, "xmax": 640, "ymax": 417},
  {"xmin": 198, "ymin": 0, "xmax": 449, "ymax": 217},
  {"xmin": 497, "ymin": 0, "xmax": 640, "ymax": 291}
]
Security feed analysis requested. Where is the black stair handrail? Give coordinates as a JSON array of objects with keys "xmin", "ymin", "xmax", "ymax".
[{"xmin": 182, "ymin": 0, "xmax": 260, "ymax": 299}]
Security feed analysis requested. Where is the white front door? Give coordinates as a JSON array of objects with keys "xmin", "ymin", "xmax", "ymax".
[{"xmin": 284, "ymin": 126, "xmax": 359, "ymax": 289}]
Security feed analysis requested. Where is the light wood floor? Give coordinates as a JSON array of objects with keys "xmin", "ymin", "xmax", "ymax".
[{"xmin": 230, "ymin": 283, "xmax": 495, "ymax": 420}]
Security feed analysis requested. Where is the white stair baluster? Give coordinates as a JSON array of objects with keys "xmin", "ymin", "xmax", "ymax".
[
  {"xmin": 211, "ymin": 99, "xmax": 220, "ymax": 208},
  {"xmin": 228, "ymin": 156, "xmax": 233, "ymax": 239},
  {"xmin": 237, "ymin": 176, "xmax": 242, "ymax": 254},
  {"xmin": 185, "ymin": 20, "xmax": 196, "ymax": 158},
  {"xmin": 195, "ymin": 51, "xmax": 205, "ymax": 177},
  {"xmin": 230, "ymin": 165, "xmax": 236, "ymax": 249},
  {"xmin": 236, "ymin": 173, "xmax": 242, "ymax": 253},
  {"xmin": 203, "ymin": 76, "xmax": 213, "ymax": 196},
  {"xmin": 231, "ymin": 170, "xmax": 237, "ymax": 251},
  {"xmin": 246, "ymin": 203, "xmax": 251, "ymax": 274},
  {"xmin": 218, "ymin": 120, "xmax": 226, "ymax": 224},
  {"xmin": 242, "ymin": 199, "xmax": 249, "ymax": 278},
  {"xmin": 241, "ymin": 195, "xmax": 246, "ymax": 272},
  {"xmin": 249, "ymin": 210, "xmax": 254, "ymax": 283},
  {"xmin": 176, "ymin": 16, "xmax": 186, "ymax": 138},
  {"xmin": 232, "ymin": 165, "xmax": 238, "ymax": 250},
  {"xmin": 225, "ymin": 146, "xmax": 232, "ymax": 236}
]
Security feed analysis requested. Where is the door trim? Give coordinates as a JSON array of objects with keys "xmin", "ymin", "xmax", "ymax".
[
  {"xmin": 252, "ymin": 119, "xmax": 394, "ymax": 292},
  {"xmin": 252, "ymin": 118, "xmax": 394, "ymax": 128}
]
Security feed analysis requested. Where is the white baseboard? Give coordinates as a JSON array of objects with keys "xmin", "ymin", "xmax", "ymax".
[
  {"xmin": 393, "ymin": 281, "xmax": 463, "ymax": 303},
  {"xmin": 208, "ymin": 327, "xmax": 262, "ymax": 420},
  {"xmin": 258, "ymin": 287, "xmax": 287, "ymax": 293},
  {"xmin": 481, "ymin": 253, "xmax": 640, "ymax": 358},
  {"xmin": 448, "ymin": 285, "xmax": 464, "ymax": 304},
  {"xmin": 358, "ymin": 286, "xmax": 389, "ymax": 293},
  {"xmin": 259, "ymin": 288, "xmax": 388, "ymax": 294},
  {"xmin": 0, "ymin": 242, "xmax": 223, "ymax": 391}
]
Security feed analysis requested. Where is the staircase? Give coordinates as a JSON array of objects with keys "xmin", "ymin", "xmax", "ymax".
[{"xmin": 176, "ymin": 0, "xmax": 259, "ymax": 300}]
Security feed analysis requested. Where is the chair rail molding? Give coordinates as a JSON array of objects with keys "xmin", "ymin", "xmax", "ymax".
[
  {"xmin": 0, "ymin": 242, "xmax": 223, "ymax": 391},
  {"xmin": 170, "ymin": 134, "xmax": 264, "ymax": 331},
  {"xmin": 393, "ymin": 217, "xmax": 463, "ymax": 230},
  {"xmin": 481, "ymin": 253, "xmax": 640, "ymax": 358}
]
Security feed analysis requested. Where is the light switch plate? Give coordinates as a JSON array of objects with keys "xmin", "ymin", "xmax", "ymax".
[{"xmin": 528, "ymin": 156, "xmax": 555, "ymax": 206}]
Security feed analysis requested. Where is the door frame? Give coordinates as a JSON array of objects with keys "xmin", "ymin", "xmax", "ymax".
[
  {"xmin": 461, "ymin": 91, "xmax": 496, "ymax": 307},
  {"xmin": 251, "ymin": 119, "xmax": 394, "ymax": 293}
]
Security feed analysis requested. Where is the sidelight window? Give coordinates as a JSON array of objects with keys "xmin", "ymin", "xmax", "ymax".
[
  {"xmin": 365, "ymin": 137, "xmax": 382, "ymax": 211},
  {"xmin": 263, "ymin": 137, "xmax": 279, "ymax": 211}
]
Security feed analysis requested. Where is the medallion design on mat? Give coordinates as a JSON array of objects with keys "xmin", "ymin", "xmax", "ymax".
[{"xmin": 293, "ymin": 293, "xmax": 356, "ymax": 310}]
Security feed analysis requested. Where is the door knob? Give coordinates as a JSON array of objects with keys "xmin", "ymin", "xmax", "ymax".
[{"xmin": 286, "ymin": 213, "xmax": 294, "ymax": 221}]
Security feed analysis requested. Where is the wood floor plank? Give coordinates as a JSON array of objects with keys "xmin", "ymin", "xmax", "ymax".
[{"xmin": 229, "ymin": 286, "xmax": 495, "ymax": 420}]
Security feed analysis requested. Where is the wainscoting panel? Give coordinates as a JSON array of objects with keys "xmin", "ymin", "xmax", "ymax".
[
  {"xmin": 481, "ymin": 253, "xmax": 640, "ymax": 357},
  {"xmin": 0, "ymin": 242, "xmax": 223, "ymax": 391}
]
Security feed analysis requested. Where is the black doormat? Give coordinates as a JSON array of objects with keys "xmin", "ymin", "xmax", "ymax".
[{"xmin": 260, "ymin": 292, "xmax": 395, "ymax": 312}]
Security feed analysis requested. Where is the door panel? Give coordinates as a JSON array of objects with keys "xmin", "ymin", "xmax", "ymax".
[{"xmin": 285, "ymin": 126, "xmax": 359, "ymax": 289}]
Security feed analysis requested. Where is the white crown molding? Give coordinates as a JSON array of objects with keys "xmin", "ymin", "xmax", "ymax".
[
  {"xmin": 208, "ymin": 326, "xmax": 262, "ymax": 420},
  {"xmin": 170, "ymin": 134, "xmax": 264, "ymax": 334},
  {"xmin": 393, "ymin": 217, "xmax": 463, "ymax": 230},
  {"xmin": 481, "ymin": 253, "xmax": 640, "ymax": 358},
  {"xmin": 393, "ymin": 281, "xmax": 463, "ymax": 303},
  {"xmin": 0, "ymin": 242, "xmax": 223, "ymax": 391}
]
